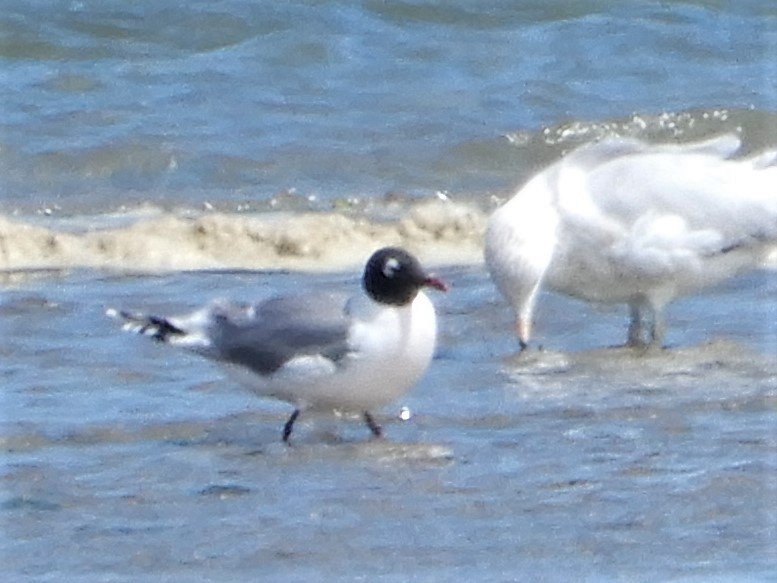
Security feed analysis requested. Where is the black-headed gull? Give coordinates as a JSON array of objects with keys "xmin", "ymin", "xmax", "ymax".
[
  {"xmin": 485, "ymin": 134, "xmax": 777, "ymax": 349},
  {"xmin": 109, "ymin": 247, "xmax": 447, "ymax": 442}
]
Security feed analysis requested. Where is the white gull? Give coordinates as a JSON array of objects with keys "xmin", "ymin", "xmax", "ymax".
[
  {"xmin": 485, "ymin": 134, "xmax": 777, "ymax": 349},
  {"xmin": 108, "ymin": 247, "xmax": 447, "ymax": 442}
]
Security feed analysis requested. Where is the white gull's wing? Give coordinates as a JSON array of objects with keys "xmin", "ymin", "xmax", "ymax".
[{"xmin": 555, "ymin": 136, "xmax": 777, "ymax": 277}]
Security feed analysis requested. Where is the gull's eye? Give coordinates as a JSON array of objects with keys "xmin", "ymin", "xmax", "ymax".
[{"xmin": 382, "ymin": 257, "xmax": 401, "ymax": 278}]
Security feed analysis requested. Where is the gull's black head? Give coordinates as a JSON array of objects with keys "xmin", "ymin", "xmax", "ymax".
[{"xmin": 362, "ymin": 247, "xmax": 448, "ymax": 306}]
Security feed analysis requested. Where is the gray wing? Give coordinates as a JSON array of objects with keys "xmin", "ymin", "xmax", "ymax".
[{"xmin": 209, "ymin": 293, "xmax": 352, "ymax": 375}]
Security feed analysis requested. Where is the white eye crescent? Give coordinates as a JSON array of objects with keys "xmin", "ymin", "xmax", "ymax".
[{"xmin": 382, "ymin": 257, "xmax": 401, "ymax": 278}]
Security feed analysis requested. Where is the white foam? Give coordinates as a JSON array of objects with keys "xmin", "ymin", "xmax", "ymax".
[{"xmin": 0, "ymin": 201, "xmax": 486, "ymax": 273}]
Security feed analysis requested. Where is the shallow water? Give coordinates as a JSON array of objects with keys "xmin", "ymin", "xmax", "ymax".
[{"xmin": 2, "ymin": 266, "xmax": 776, "ymax": 581}]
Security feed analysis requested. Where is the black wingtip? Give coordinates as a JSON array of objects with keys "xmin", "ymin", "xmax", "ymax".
[
  {"xmin": 142, "ymin": 316, "xmax": 185, "ymax": 342},
  {"xmin": 107, "ymin": 308, "xmax": 185, "ymax": 342}
]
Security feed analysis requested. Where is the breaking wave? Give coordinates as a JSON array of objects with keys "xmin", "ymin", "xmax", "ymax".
[{"xmin": 0, "ymin": 201, "xmax": 487, "ymax": 273}]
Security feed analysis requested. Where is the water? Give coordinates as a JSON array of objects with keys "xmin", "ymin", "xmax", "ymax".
[
  {"xmin": 2, "ymin": 0, "xmax": 776, "ymax": 215},
  {"xmin": 2, "ymin": 268, "xmax": 776, "ymax": 581},
  {"xmin": 2, "ymin": 1, "xmax": 777, "ymax": 580}
]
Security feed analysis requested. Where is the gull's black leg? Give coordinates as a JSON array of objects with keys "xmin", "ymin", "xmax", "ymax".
[
  {"xmin": 282, "ymin": 409, "xmax": 301, "ymax": 443},
  {"xmin": 363, "ymin": 412, "xmax": 383, "ymax": 438}
]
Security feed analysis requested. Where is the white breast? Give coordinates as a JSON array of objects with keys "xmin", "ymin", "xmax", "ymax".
[{"xmin": 233, "ymin": 292, "xmax": 438, "ymax": 412}]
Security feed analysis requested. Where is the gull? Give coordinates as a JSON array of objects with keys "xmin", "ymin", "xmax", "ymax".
[
  {"xmin": 108, "ymin": 247, "xmax": 447, "ymax": 442},
  {"xmin": 485, "ymin": 134, "xmax": 777, "ymax": 349}
]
